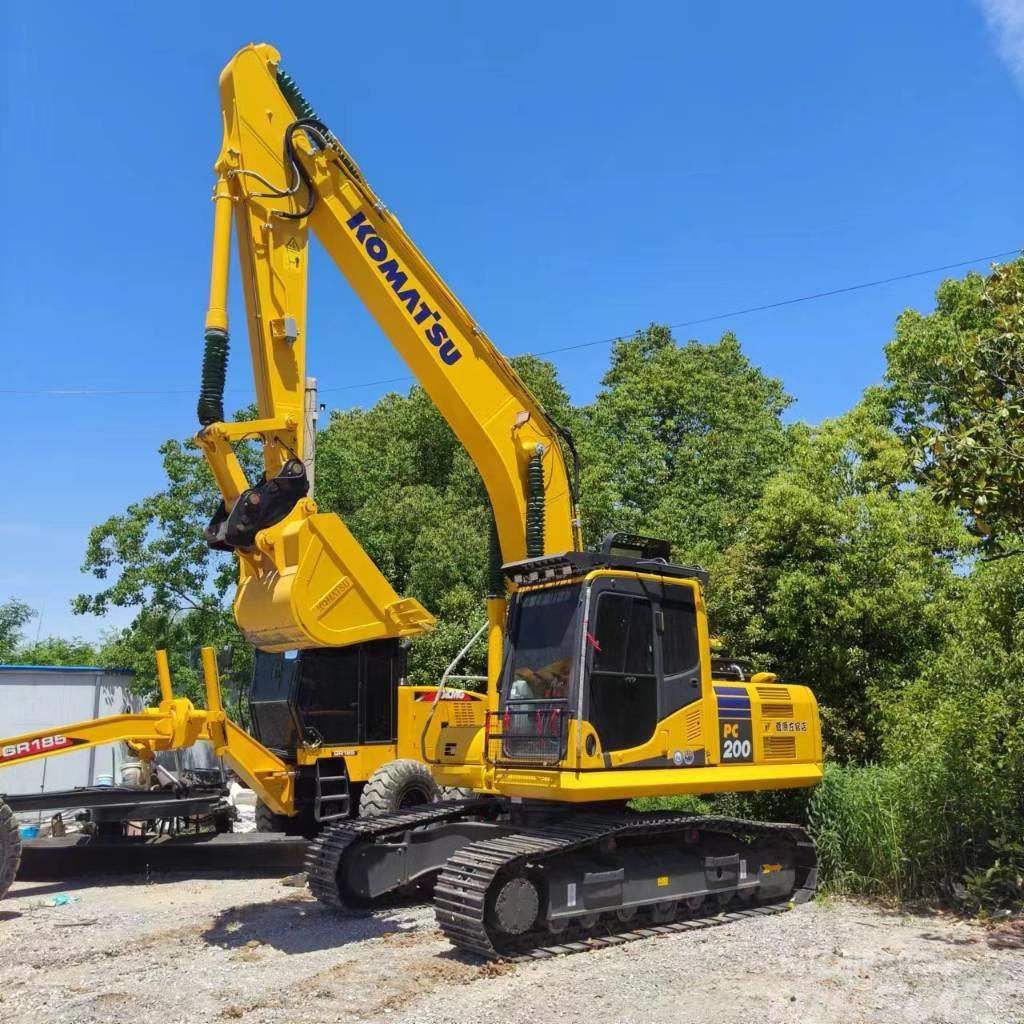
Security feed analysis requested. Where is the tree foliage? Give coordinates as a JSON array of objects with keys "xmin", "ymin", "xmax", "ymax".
[
  {"xmin": 0, "ymin": 598, "xmax": 34, "ymax": 662},
  {"xmin": 886, "ymin": 257, "xmax": 1024, "ymax": 544},
  {"xmin": 580, "ymin": 327, "xmax": 793, "ymax": 562},
  {"xmin": 0, "ymin": 597, "xmax": 101, "ymax": 668},
  {"xmin": 13, "ymin": 635, "xmax": 100, "ymax": 667},
  {"xmin": 710, "ymin": 393, "xmax": 969, "ymax": 760},
  {"xmin": 71, "ymin": 432, "xmax": 259, "ymax": 701}
]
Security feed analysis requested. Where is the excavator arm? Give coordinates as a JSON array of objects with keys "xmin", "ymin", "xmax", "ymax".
[{"xmin": 197, "ymin": 43, "xmax": 580, "ymax": 655}]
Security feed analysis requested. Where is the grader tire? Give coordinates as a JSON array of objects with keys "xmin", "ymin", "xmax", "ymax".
[
  {"xmin": 358, "ymin": 760, "xmax": 440, "ymax": 818},
  {"xmin": 255, "ymin": 800, "xmax": 310, "ymax": 837},
  {"xmin": 441, "ymin": 786, "xmax": 476, "ymax": 801},
  {"xmin": 0, "ymin": 799, "xmax": 22, "ymax": 900}
]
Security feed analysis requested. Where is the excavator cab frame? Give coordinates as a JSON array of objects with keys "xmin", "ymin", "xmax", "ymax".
[
  {"xmin": 426, "ymin": 535, "xmax": 822, "ymax": 801},
  {"xmin": 249, "ymin": 641, "xmax": 406, "ymax": 757}
]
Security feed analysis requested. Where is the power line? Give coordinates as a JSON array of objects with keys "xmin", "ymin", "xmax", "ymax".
[
  {"xmin": 4, "ymin": 246, "xmax": 1019, "ymax": 397},
  {"xmin": 534, "ymin": 248, "xmax": 1023, "ymax": 356}
]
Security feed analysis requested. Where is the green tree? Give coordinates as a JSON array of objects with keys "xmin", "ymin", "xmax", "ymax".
[
  {"xmin": 885, "ymin": 257, "xmax": 1024, "ymax": 544},
  {"xmin": 72, "ymin": 434, "xmax": 256, "ymax": 701},
  {"xmin": 580, "ymin": 326, "xmax": 793, "ymax": 563},
  {"xmin": 13, "ymin": 635, "xmax": 99, "ymax": 667},
  {"xmin": 0, "ymin": 598, "xmax": 34, "ymax": 661},
  {"xmin": 710, "ymin": 394, "xmax": 970, "ymax": 760}
]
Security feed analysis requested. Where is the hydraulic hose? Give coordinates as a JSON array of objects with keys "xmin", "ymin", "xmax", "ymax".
[
  {"xmin": 276, "ymin": 67, "xmax": 363, "ymax": 182},
  {"xmin": 197, "ymin": 328, "xmax": 229, "ymax": 426},
  {"xmin": 526, "ymin": 449, "xmax": 546, "ymax": 558}
]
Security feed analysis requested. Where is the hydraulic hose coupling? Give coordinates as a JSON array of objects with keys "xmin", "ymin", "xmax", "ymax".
[{"xmin": 197, "ymin": 328, "xmax": 230, "ymax": 426}]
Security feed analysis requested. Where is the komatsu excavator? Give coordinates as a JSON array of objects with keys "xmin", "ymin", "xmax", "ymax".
[{"xmin": 195, "ymin": 42, "xmax": 823, "ymax": 960}]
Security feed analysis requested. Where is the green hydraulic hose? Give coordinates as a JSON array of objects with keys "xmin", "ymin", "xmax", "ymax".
[
  {"xmin": 526, "ymin": 449, "xmax": 545, "ymax": 558},
  {"xmin": 197, "ymin": 328, "xmax": 229, "ymax": 426}
]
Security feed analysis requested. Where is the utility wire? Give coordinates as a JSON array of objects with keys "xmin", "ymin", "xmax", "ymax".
[
  {"xmin": 535, "ymin": 248, "xmax": 1024, "ymax": 357},
  {"xmin": 4, "ymin": 247, "xmax": 1019, "ymax": 398}
]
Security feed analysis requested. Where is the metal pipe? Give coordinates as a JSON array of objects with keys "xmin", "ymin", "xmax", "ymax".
[
  {"xmin": 155, "ymin": 649, "xmax": 173, "ymax": 705},
  {"xmin": 205, "ymin": 179, "xmax": 233, "ymax": 335},
  {"xmin": 421, "ymin": 621, "xmax": 489, "ymax": 765},
  {"xmin": 439, "ymin": 622, "xmax": 488, "ymax": 691},
  {"xmin": 200, "ymin": 647, "xmax": 224, "ymax": 716}
]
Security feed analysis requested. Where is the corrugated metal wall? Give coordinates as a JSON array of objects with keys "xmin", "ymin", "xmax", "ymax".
[{"xmin": 0, "ymin": 666, "xmax": 138, "ymax": 797}]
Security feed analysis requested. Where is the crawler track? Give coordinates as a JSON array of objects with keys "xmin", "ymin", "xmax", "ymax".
[
  {"xmin": 434, "ymin": 814, "xmax": 816, "ymax": 961},
  {"xmin": 307, "ymin": 804, "xmax": 816, "ymax": 961},
  {"xmin": 0, "ymin": 799, "xmax": 22, "ymax": 900},
  {"xmin": 304, "ymin": 799, "xmax": 494, "ymax": 908}
]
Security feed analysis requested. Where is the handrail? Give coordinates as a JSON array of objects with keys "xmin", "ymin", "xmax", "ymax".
[{"xmin": 421, "ymin": 621, "xmax": 489, "ymax": 764}]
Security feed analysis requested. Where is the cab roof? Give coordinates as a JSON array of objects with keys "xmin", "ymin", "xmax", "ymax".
[{"xmin": 503, "ymin": 532, "xmax": 708, "ymax": 588}]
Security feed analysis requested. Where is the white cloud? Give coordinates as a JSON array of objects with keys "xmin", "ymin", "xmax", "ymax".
[{"xmin": 979, "ymin": 0, "xmax": 1024, "ymax": 88}]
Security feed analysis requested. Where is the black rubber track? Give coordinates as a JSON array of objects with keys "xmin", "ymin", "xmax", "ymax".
[
  {"xmin": 305, "ymin": 799, "xmax": 494, "ymax": 908},
  {"xmin": 305, "ymin": 803, "xmax": 816, "ymax": 960},
  {"xmin": 0, "ymin": 799, "xmax": 23, "ymax": 900},
  {"xmin": 434, "ymin": 813, "xmax": 816, "ymax": 961}
]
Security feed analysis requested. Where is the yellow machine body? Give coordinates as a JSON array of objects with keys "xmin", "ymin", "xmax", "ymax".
[
  {"xmin": 429, "ymin": 570, "xmax": 822, "ymax": 802},
  {"xmin": 181, "ymin": 46, "xmax": 826, "ymax": 952},
  {"xmin": 289, "ymin": 685, "xmax": 487, "ymax": 780}
]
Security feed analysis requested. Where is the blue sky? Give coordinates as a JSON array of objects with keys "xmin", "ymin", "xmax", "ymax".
[{"xmin": 2, "ymin": 1, "xmax": 1021, "ymax": 643}]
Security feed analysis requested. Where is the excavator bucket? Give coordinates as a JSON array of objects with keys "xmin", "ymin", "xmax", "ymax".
[{"xmin": 234, "ymin": 512, "xmax": 435, "ymax": 652}]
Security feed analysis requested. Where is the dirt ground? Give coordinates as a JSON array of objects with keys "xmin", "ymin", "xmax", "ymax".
[{"xmin": 0, "ymin": 872, "xmax": 1021, "ymax": 1024}]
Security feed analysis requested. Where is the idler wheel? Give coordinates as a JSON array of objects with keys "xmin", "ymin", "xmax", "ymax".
[{"xmin": 488, "ymin": 875, "xmax": 540, "ymax": 936}]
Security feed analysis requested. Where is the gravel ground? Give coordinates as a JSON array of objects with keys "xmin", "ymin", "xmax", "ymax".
[{"xmin": 0, "ymin": 872, "xmax": 1020, "ymax": 1024}]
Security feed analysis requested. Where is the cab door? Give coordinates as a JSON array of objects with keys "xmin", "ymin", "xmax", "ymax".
[
  {"xmin": 656, "ymin": 585, "xmax": 703, "ymax": 716},
  {"xmin": 586, "ymin": 584, "xmax": 658, "ymax": 754}
]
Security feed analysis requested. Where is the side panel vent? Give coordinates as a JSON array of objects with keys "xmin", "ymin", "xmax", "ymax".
[
  {"xmin": 761, "ymin": 702, "xmax": 794, "ymax": 718},
  {"xmin": 756, "ymin": 685, "xmax": 791, "ymax": 701},
  {"xmin": 451, "ymin": 703, "xmax": 478, "ymax": 727},
  {"xmin": 763, "ymin": 736, "xmax": 796, "ymax": 760},
  {"xmin": 684, "ymin": 706, "xmax": 702, "ymax": 743}
]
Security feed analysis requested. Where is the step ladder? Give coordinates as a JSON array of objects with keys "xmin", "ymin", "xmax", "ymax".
[{"xmin": 314, "ymin": 759, "xmax": 351, "ymax": 823}]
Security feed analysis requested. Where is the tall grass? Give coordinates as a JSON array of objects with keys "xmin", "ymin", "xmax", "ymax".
[
  {"xmin": 810, "ymin": 763, "xmax": 923, "ymax": 899},
  {"xmin": 809, "ymin": 685, "xmax": 1024, "ymax": 905}
]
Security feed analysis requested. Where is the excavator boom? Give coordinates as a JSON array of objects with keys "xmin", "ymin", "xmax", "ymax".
[{"xmin": 198, "ymin": 43, "xmax": 579, "ymax": 653}]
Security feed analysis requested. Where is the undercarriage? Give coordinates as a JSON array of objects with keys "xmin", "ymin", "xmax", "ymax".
[{"xmin": 306, "ymin": 799, "xmax": 817, "ymax": 960}]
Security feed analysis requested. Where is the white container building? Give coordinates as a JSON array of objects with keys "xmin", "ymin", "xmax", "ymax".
[{"xmin": 0, "ymin": 664, "xmax": 137, "ymax": 798}]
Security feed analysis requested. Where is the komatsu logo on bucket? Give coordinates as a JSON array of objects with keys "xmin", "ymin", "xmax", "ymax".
[{"xmin": 346, "ymin": 210, "xmax": 462, "ymax": 366}]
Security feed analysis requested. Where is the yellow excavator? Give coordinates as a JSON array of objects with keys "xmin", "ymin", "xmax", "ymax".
[{"xmin": 193, "ymin": 43, "xmax": 823, "ymax": 959}]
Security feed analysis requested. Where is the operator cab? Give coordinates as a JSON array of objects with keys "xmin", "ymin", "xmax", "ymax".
[
  {"xmin": 498, "ymin": 534, "xmax": 708, "ymax": 765},
  {"xmin": 249, "ymin": 640, "xmax": 405, "ymax": 758}
]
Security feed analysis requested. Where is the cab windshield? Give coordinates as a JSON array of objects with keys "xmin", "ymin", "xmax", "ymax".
[{"xmin": 506, "ymin": 584, "xmax": 581, "ymax": 701}]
